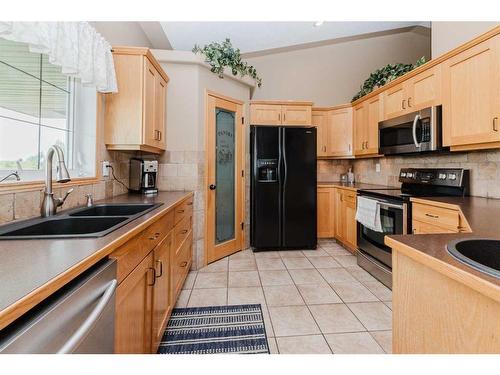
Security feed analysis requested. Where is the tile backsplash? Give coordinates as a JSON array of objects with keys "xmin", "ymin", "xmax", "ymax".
[
  {"xmin": 317, "ymin": 159, "xmax": 352, "ymax": 182},
  {"xmin": 352, "ymin": 149, "xmax": 500, "ymax": 198}
]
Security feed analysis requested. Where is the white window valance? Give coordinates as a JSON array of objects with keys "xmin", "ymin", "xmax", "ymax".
[{"xmin": 0, "ymin": 21, "xmax": 117, "ymax": 93}]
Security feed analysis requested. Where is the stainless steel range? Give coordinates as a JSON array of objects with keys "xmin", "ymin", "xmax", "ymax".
[{"xmin": 356, "ymin": 168, "xmax": 470, "ymax": 288}]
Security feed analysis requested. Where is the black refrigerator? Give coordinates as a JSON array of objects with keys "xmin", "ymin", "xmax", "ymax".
[{"xmin": 250, "ymin": 126, "xmax": 317, "ymax": 250}]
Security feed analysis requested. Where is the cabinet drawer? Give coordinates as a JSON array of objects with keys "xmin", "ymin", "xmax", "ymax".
[
  {"xmin": 412, "ymin": 220, "xmax": 456, "ymax": 234},
  {"xmin": 343, "ymin": 191, "xmax": 357, "ymax": 204},
  {"xmin": 141, "ymin": 210, "xmax": 174, "ymax": 252},
  {"xmin": 110, "ymin": 234, "xmax": 146, "ymax": 284},
  {"xmin": 172, "ymin": 232, "xmax": 193, "ymax": 298},
  {"xmin": 412, "ymin": 203, "xmax": 460, "ymax": 231},
  {"xmin": 174, "ymin": 196, "xmax": 194, "ymax": 225},
  {"xmin": 174, "ymin": 215, "xmax": 192, "ymax": 250}
]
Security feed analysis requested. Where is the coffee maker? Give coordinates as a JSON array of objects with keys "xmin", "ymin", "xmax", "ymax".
[{"xmin": 129, "ymin": 158, "xmax": 158, "ymax": 195}]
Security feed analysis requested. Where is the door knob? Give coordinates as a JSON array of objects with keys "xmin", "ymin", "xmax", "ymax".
[{"xmin": 209, "ymin": 184, "xmax": 216, "ymax": 190}]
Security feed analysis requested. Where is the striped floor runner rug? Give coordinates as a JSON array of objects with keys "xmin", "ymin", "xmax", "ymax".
[{"xmin": 157, "ymin": 304, "xmax": 269, "ymax": 354}]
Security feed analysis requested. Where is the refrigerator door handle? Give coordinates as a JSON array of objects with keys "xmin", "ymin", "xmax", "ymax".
[
  {"xmin": 282, "ymin": 127, "xmax": 287, "ymax": 247},
  {"xmin": 278, "ymin": 127, "xmax": 282, "ymax": 247}
]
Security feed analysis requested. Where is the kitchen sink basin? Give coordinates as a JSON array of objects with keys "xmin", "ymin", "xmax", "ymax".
[
  {"xmin": 0, "ymin": 202, "xmax": 163, "ymax": 240},
  {"xmin": 0, "ymin": 217, "xmax": 129, "ymax": 239},
  {"xmin": 447, "ymin": 239, "xmax": 500, "ymax": 278},
  {"xmin": 69, "ymin": 204, "xmax": 157, "ymax": 217}
]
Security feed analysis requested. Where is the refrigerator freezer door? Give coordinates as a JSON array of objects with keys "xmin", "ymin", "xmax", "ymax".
[
  {"xmin": 250, "ymin": 126, "xmax": 281, "ymax": 248},
  {"xmin": 282, "ymin": 127, "xmax": 317, "ymax": 248}
]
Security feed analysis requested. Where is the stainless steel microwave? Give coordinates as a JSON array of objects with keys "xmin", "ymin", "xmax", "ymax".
[{"xmin": 379, "ymin": 106, "xmax": 445, "ymax": 155}]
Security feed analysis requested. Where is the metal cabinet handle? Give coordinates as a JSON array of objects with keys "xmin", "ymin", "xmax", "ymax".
[
  {"xmin": 149, "ymin": 232, "xmax": 160, "ymax": 240},
  {"xmin": 177, "ymin": 209, "xmax": 185, "ymax": 213},
  {"xmin": 402, "ymin": 99, "xmax": 406, "ymax": 110},
  {"xmin": 180, "ymin": 229, "xmax": 188, "ymax": 234},
  {"xmin": 158, "ymin": 131, "xmax": 162, "ymax": 141},
  {"xmin": 408, "ymin": 97, "xmax": 412, "ymax": 107},
  {"xmin": 278, "ymin": 113, "xmax": 281, "ymax": 122},
  {"xmin": 156, "ymin": 260, "xmax": 163, "ymax": 278},
  {"xmin": 180, "ymin": 261, "xmax": 188, "ymax": 267},
  {"xmin": 209, "ymin": 184, "xmax": 216, "ymax": 190},
  {"xmin": 57, "ymin": 280, "xmax": 117, "ymax": 354},
  {"xmin": 494, "ymin": 117, "xmax": 499, "ymax": 132},
  {"xmin": 425, "ymin": 213, "xmax": 439, "ymax": 218},
  {"xmin": 147, "ymin": 267, "xmax": 157, "ymax": 286},
  {"xmin": 187, "ymin": 201, "xmax": 193, "ymax": 206}
]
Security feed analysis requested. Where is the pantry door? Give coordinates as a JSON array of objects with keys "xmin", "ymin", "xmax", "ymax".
[{"xmin": 205, "ymin": 91, "xmax": 245, "ymax": 264}]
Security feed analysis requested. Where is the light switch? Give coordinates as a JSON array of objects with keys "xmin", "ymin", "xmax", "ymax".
[{"xmin": 375, "ymin": 163, "xmax": 381, "ymax": 173}]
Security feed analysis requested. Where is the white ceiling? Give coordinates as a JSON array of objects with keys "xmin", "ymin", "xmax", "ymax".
[{"xmin": 161, "ymin": 22, "xmax": 430, "ymax": 54}]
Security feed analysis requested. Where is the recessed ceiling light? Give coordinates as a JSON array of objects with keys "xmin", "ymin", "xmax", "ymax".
[{"xmin": 313, "ymin": 21, "xmax": 324, "ymax": 27}]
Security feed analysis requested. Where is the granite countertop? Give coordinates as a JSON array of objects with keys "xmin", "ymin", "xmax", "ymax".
[
  {"xmin": 386, "ymin": 195, "xmax": 500, "ymax": 297},
  {"xmin": 0, "ymin": 191, "xmax": 192, "ymax": 329},
  {"xmin": 317, "ymin": 181, "xmax": 395, "ymax": 190}
]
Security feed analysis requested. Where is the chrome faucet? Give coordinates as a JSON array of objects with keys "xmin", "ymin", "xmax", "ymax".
[{"xmin": 41, "ymin": 145, "xmax": 73, "ymax": 217}]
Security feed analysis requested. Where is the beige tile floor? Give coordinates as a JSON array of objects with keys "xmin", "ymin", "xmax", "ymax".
[{"xmin": 174, "ymin": 239, "xmax": 393, "ymax": 354}]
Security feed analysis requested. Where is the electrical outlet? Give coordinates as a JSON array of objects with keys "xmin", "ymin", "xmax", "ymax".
[
  {"xmin": 102, "ymin": 161, "xmax": 110, "ymax": 177},
  {"xmin": 375, "ymin": 163, "xmax": 381, "ymax": 173}
]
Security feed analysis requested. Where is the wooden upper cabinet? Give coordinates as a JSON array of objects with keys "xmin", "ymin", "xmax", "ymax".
[
  {"xmin": 105, "ymin": 47, "xmax": 169, "ymax": 154},
  {"xmin": 383, "ymin": 83, "xmax": 406, "ymax": 120},
  {"xmin": 250, "ymin": 104, "xmax": 282, "ymax": 125},
  {"xmin": 312, "ymin": 109, "xmax": 329, "ymax": 157},
  {"xmin": 353, "ymin": 103, "xmax": 367, "ymax": 155},
  {"xmin": 143, "ymin": 58, "xmax": 157, "ymax": 148},
  {"xmin": 155, "ymin": 74, "xmax": 168, "ymax": 150},
  {"xmin": 250, "ymin": 102, "xmax": 313, "ymax": 126},
  {"xmin": 405, "ymin": 65, "xmax": 442, "ymax": 111},
  {"xmin": 282, "ymin": 105, "xmax": 312, "ymax": 125},
  {"xmin": 115, "ymin": 252, "xmax": 154, "ymax": 354},
  {"xmin": 328, "ymin": 106, "xmax": 353, "ymax": 157},
  {"xmin": 365, "ymin": 95, "xmax": 382, "ymax": 154},
  {"xmin": 383, "ymin": 66, "xmax": 442, "ymax": 120},
  {"xmin": 442, "ymin": 34, "xmax": 500, "ymax": 149}
]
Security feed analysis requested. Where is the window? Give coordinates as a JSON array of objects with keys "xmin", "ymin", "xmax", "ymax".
[{"xmin": 0, "ymin": 38, "xmax": 97, "ymax": 183}]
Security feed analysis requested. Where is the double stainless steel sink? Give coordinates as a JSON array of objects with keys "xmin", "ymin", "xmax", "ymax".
[
  {"xmin": 0, "ymin": 203, "xmax": 162, "ymax": 239},
  {"xmin": 447, "ymin": 239, "xmax": 500, "ymax": 279}
]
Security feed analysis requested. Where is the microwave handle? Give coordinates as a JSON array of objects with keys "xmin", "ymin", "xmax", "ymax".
[{"xmin": 412, "ymin": 114, "xmax": 422, "ymax": 148}]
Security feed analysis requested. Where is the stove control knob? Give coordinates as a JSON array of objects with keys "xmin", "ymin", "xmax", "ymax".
[
  {"xmin": 406, "ymin": 172, "xmax": 413, "ymax": 178},
  {"xmin": 438, "ymin": 173, "xmax": 447, "ymax": 180},
  {"xmin": 448, "ymin": 173, "xmax": 457, "ymax": 180},
  {"xmin": 401, "ymin": 172, "xmax": 407, "ymax": 178}
]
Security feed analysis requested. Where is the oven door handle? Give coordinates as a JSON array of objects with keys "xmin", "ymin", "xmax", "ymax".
[
  {"xmin": 360, "ymin": 196, "xmax": 403, "ymax": 210},
  {"xmin": 378, "ymin": 202, "xmax": 404, "ymax": 210},
  {"xmin": 412, "ymin": 114, "xmax": 422, "ymax": 148}
]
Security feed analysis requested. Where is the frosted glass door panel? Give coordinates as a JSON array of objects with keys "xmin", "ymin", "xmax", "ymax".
[{"xmin": 215, "ymin": 108, "xmax": 235, "ymax": 244}]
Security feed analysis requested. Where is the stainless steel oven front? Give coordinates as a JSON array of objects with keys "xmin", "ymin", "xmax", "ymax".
[
  {"xmin": 356, "ymin": 195, "xmax": 407, "ymax": 288},
  {"xmin": 379, "ymin": 106, "xmax": 443, "ymax": 155}
]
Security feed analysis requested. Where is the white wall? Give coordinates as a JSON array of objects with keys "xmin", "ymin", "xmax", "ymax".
[
  {"xmin": 431, "ymin": 21, "xmax": 499, "ymax": 58},
  {"xmin": 246, "ymin": 29, "xmax": 431, "ymax": 106},
  {"xmin": 90, "ymin": 22, "xmax": 152, "ymax": 47}
]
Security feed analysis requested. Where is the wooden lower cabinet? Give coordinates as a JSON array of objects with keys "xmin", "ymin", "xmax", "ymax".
[
  {"xmin": 115, "ymin": 252, "xmax": 154, "ymax": 354},
  {"xmin": 319, "ymin": 186, "xmax": 358, "ymax": 253},
  {"xmin": 317, "ymin": 187, "xmax": 335, "ymax": 238},
  {"xmin": 112, "ymin": 194, "xmax": 194, "ymax": 354},
  {"xmin": 333, "ymin": 188, "xmax": 357, "ymax": 253},
  {"xmin": 152, "ymin": 233, "xmax": 173, "ymax": 351},
  {"xmin": 411, "ymin": 199, "xmax": 471, "ymax": 234}
]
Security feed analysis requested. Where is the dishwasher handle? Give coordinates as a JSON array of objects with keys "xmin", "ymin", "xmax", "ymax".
[{"xmin": 57, "ymin": 279, "xmax": 117, "ymax": 354}]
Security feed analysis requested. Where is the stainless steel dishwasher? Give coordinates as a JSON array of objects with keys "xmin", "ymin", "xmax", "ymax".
[{"xmin": 0, "ymin": 259, "xmax": 117, "ymax": 354}]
